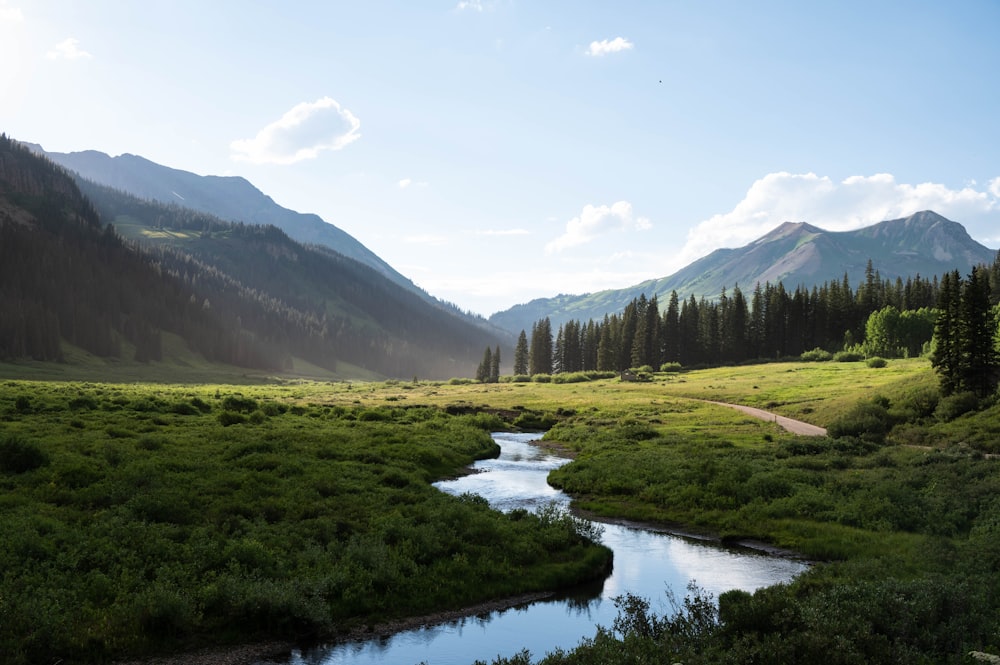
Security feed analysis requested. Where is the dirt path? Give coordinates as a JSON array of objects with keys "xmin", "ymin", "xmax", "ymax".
[{"xmin": 702, "ymin": 400, "xmax": 828, "ymax": 437}]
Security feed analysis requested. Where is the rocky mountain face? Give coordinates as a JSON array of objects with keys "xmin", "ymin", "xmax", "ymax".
[{"xmin": 489, "ymin": 211, "xmax": 998, "ymax": 334}]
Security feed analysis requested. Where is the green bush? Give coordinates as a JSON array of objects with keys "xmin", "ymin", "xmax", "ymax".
[
  {"xmin": 934, "ymin": 391, "xmax": 980, "ymax": 422},
  {"xmin": 866, "ymin": 357, "xmax": 888, "ymax": 368},
  {"xmin": 659, "ymin": 362, "xmax": 683, "ymax": 373},
  {"xmin": 0, "ymin": 436, "xmax": 49, "ymax": 473},
  {"xmin": 531, "ymin": 374, "xmax": 552, "ymax": 383},
  {"xmin": 833, "ymin": 350, "xmax": 865, "ymax": 362},
  {"xmin": 221, "ymin": 395, "xmax": 258, "ymax": 413},
  {"xmin": 827, "ymin": 399, "xmax": 892, "ymax": 443},
  {"xmin": 801, "ymin": 348, "xmax": 833, "ymax": 362},
  {"xmin": 218, "ymin": 411, "xmax": 247, "ymax": 426}
]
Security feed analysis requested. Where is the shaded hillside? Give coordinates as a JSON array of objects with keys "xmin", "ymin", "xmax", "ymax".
[
  {"xmin": 491, "ymin": 212, "xmax": 997, "ymax": 334},
  {"xmin": 32, "ymin": 145, "xmax": 415, "ymax": 292},
  {"xmin": 1, "ymin": 136, "xmax": 506, "ymax": 379},
  {"xmin": 0, "ymin": 134, "xmax": 263, "ymax": 367},
  {"xmin": 74, "ymin": 178, "xmax": 505, "ymax": 378}
]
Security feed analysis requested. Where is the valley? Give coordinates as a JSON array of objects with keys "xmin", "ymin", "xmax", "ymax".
[{"xmin": 3, "ymin": 358, "xmax": 1000, "ymax": 663}]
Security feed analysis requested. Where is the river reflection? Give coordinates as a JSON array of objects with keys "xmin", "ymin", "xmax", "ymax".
[{"xmin": 275, "ymin": 432, "xmax": 807, "ymax": 665}]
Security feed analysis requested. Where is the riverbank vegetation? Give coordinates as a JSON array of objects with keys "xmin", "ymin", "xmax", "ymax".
[
  {"xmin": 4, "ymin": 355, "xmax": 1000, "ymax": 663},
  {"xmin": 0, "ymin": 381, "xmax": 611, "ymax": 664}
]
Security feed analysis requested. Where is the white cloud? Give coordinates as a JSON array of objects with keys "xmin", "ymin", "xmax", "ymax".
[
  {"xmin": 46, "ymin": 37, "xmax": 91, "ymax": 60},
  {"xmin": 546, "ymin": 201, "xmax": 651, "ymax": 254},
  {"xmin": 230, "ymin": 96, "xmax": 360, "ymax": 165},
  {"xmin": 587, "ymin": 37, "xmax": 634, "ymax": 57},
  {"xmin": 678, "ymin": 172, "xmax": 1000, "ymax": 267},
  {"xmin": 456, "ymin": 0, "xmax": 485, "ymax": 10},
  {"xmin": 398, "ymin": 177, "xmax": 428, "ymax": 189},
  {"xmin": 0, "ymin": 3, "xmax": 24, "ymax": 22},
  {"xmin": 989, "ymin": 177, "xmax": 1000, "ymax": 198}
]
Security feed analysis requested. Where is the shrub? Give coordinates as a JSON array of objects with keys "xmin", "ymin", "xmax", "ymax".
[
  {"xmin": 0, "ymin": 435, "xmax": 49, "ymax": 473},
  {"xmin": 801, "ymin": 348, "xmax": 833, "ymax": 362},
  {"xmin": 934, "ymin": 391, "xmax": 980, "ymax": 422},
  {"xmin": 827, "ymin": 399, "xmax": 892, "ymax": 443},
  {"xmin": 190, "ymin": 396, "xmax": 212, "ymax": 413},
  {"xmin": 866, "ymin": 357, "xmax": 888, "ymax": 368},
  {"xmin": 833, "ymin": 350, "xmax": 865, "ymax": 362},
  {"xmin": 218, "ymin": 411, "xmax": 247, "ymax": 427},
  {"xmin": 659, "ymin": 362, "xmax": 683, "ymax": 373},
  {"xmin": 221, "ymin": 395, "xmax": 258, "ymax": 413},
  {"xmin": 14, "ymin": 396, "xmax": 31, "ymax": 413},
  {"xmin": 531, "ymin": 374, "xmax": 552, "ymax": 383}
]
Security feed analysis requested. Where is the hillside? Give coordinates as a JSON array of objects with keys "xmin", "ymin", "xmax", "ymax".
[
  {"xmin": 31, "ymin": 144, "xmax": 418, "ymax": 294},
  {"xmin": 490, "ymin": 211, "xmax": 998, "ymax": 334},
  {"xmin": 1, "ymin": 136, "xmax": 506, "ymax": 379}
]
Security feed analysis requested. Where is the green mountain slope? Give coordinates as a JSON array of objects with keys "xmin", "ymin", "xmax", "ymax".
[
  {"xmin": 31, "ymin": 145, "xmax": 415, "ymax": 291},
  {"xmin": 490, "ymin": 211, "xmax": 998, "ymax": 334},
  {"xmin": 2, "ymin": 136, "xmax": 505, "ymax": 379}
]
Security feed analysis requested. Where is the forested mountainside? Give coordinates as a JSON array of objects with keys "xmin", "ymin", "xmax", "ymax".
[
  {"xmin": 491, "ymin": 211, "xmax": 998, "ymax": 335},
  {"xmin": 1, "ymin": 135, "xmax": 505, "ymax": 378},
  {"xmin": 34, "ymin": 145, "xmax": 423, "ymax": 297}
]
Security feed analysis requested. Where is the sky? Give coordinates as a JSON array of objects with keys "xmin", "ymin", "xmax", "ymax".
[{"xmin": 3, "ymin": 1, "xmax": 1000, "ymax": 316}]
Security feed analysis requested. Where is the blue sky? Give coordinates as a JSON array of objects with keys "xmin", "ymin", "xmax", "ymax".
[{"xmin": 3, "ymin": 1, "xmax": 999, "ymax": 316}]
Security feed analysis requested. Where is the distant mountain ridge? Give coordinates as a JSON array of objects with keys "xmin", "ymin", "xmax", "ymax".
[
  {"xmin": 29, "ymin": 145, "xmax": 414, "ymax": 291},
  {"xmin": 2, "ymin": 135, "xmax": 506, "ymax": 379},
  {"xmin": 489, "ymin": 211, "xmax": 998, "ymax": 334}
]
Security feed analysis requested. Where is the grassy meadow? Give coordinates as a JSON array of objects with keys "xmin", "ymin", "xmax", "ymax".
[{"xmin": 3, "ymin": 356, "xmax": 1000, "ymax": 663}]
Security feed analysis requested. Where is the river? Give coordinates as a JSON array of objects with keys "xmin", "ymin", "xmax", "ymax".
[{"xmin": 276, "ymin": 432, "xmax": 808, "ymax": 665}]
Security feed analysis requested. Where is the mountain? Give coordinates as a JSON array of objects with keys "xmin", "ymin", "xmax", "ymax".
[
  {"xmin": 2, "ymin": 135, "xmax": 505, "ymax": 379},
  {"xmin": 490, "ymin": 211, "xmax": 998, "ymax": 334},
  {"xmin": 29, "ymin": 145, "xmax": 416, "ymax": 293}
]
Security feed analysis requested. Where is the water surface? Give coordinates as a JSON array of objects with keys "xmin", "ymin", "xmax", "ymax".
[{"xmin": 279, "ymin": 432, "xmax": 807, "ymax": 665}]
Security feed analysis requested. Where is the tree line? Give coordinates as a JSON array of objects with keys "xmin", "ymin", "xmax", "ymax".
[
  {"xmin": 1, "ymin": 135, "xmax": 506, "ymax": 379},
  {"xmin": 506, "ymin": 256, "xmax": 999, "ymax": 390}
]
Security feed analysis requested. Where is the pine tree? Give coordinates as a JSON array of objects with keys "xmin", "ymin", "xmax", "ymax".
[
  {"xmin": 476, "ymin": 346, "xmax": 492, "ymax": 382},
  {"xmin": 513, "ymin": 330, "xmax": 529, "ymax": 376},
  {"xmin": 490, "ymin": 345, "xmax": 501, "ymax": 383}
]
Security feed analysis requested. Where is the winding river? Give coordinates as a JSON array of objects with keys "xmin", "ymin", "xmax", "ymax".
[{"xmin": 277, "ymin": 432, "xmax": 808, "ymax": 665}]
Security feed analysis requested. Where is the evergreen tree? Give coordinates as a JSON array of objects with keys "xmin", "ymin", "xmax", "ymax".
[
  {"xmin": 476, "ymin": 346, "xmax": 492, "ymax": 382},
  {"xmin": 490, "ymin": 345, "xmax": 501, "ymax": 383},
  {"xmin": 513, "ymin": 330, "xmax": 529, "ymax": 375}
]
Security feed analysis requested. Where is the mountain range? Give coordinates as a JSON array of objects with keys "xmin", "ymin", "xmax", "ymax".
[
  {"xmin": 5, "ymin": 135, "xmax": 998, "ymax": 378},
  {"xmin": 1, "ymin": 135, "xmax": 507, "ymax": 379},
  {"xmin": 29, "ymin": 144, "xmax": 420, "ymax": 297},
  {"xmin": 489, "ymin": 210, "xmax": 998, "ymax": 334}
]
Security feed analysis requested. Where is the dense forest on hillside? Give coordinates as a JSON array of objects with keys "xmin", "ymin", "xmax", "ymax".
[
  {"xmin": 0, "ymin": 136, "xmax": 506, "ymax": 378},
  {"xmin": 0, "ymin": 135, "xmax": 257, "ymax": 367},
  {"xmin": 517, "ymin": 258, "xmax": 1000, "ymax": 376}
]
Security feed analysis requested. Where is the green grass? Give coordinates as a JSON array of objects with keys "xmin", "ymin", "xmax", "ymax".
[
  {"xmin": 0, "ymin": 381, "xmax": 610, "ymax": 664},
  {"xmin": 4, "ymin": 359, "xmax": 1000, "ymax": 663}
]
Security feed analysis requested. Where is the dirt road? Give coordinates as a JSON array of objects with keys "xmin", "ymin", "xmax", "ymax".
[{"xmin": 703, "ymin": 400, "xmax": 828, "ymax": 437}]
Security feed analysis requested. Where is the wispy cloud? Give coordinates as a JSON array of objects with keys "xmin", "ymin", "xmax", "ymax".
[
  {"xmin": 230, "ymin": 96, "xmax": 360, "ymax": 165},
  {"xmin": 47, "ymin": 37, "xmax": 92, "ymax": 60},
  {"xmin": 677, "ymin": 172, "xmax": 1000, "ymax": 267},
  {"xmin": 587, "ymin": 37, "xmax": 633, "ymax": 57},
  {"xmin": 0, "ymin": 3, "xmax": 24, "ymax": 22},
  {"xmin": 546, "ymin": 201, "xmax": 651, "ymax": 254},
  {"xmin": 456, "ymin": 0, "xmax": 485, "ymax": 10},
  {"xmin": 398, "ymin": 177, "xmax": 428, "ymax": 189}
]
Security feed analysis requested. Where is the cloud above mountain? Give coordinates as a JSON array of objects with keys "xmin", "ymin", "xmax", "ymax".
[
  {"xmin": 677, "ymin": 172, "xmax": 1000, "ymax": 267},
  {"xmin": 230, "ymin": 97, "xmax": 361, "ymax": 165},
  {"xmin": 47, "ymin": 37, "xmax": 91, "ymax": 60},
  {"xmin": 546, "ymin": 201, "xmax": 651, "ymax": 253},
  {"xmin": 587, "ymin": 37, "xmax": 634, "ymax": 56}
]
